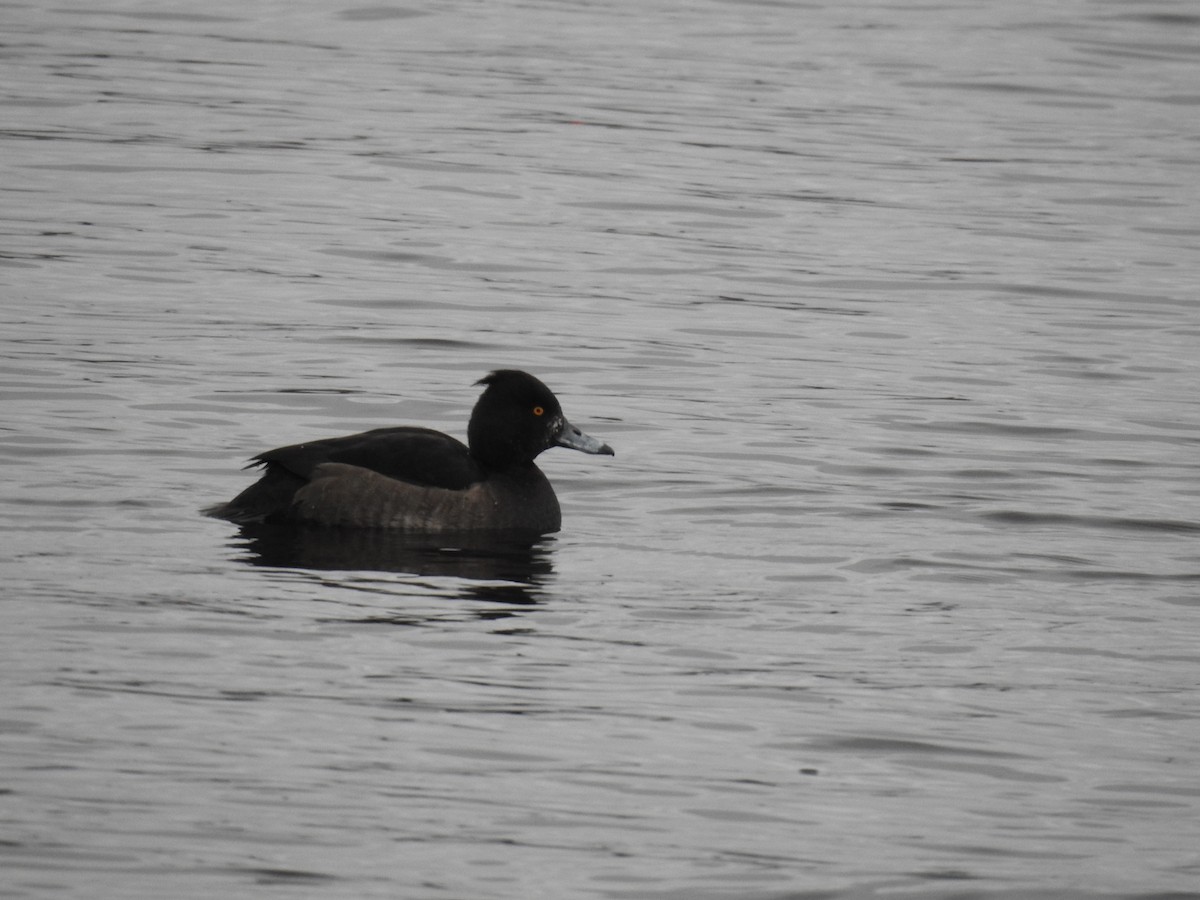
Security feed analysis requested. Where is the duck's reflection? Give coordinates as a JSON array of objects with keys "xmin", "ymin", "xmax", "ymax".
[{"xmin": 231, "ymin": 523, "xmax": 555, "ymax": 606}]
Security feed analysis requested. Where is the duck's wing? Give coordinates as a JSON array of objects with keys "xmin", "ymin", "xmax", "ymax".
[{"xmin": 253, "ymin": 427, "xmax": 485, "ymax": 490}]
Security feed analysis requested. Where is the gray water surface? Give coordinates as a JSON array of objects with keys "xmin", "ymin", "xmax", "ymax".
[{"xmin": 3, "ymin": 0, "xmax": 1199, "ymax": 897}]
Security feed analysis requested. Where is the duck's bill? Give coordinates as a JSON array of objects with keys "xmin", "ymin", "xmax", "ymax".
[{"xmin": 555, "ymin": 419, "xmax": 614, "ymax": 456}]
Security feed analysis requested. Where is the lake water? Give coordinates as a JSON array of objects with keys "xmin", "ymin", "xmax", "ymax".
[{"xmin": 3, "ymin": 0, "xmax": 1199, "ymax": 897}]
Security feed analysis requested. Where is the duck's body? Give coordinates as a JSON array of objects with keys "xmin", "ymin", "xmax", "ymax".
[
  {"xmin": 206, "ymin": 371, "xmax": 613, "ymax": 534},
  {"xmin": 223, "ymin": 427, "xmax": 562, "ymax": 532}
]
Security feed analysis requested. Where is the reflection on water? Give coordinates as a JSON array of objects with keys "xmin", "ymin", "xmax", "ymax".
[{"xmin": 231, "ymin": 522, "xmax": 554, "ymax": 602}]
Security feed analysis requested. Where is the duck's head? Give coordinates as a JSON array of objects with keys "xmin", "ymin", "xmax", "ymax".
[{"xmin": 467, "ymin": 370, "xmax": 614, "ymax": 470}]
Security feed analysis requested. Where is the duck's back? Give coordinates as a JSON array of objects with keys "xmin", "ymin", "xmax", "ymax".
[{"xmin": 257, "ymin": 426, "xmax": 483, "ymax": 488}]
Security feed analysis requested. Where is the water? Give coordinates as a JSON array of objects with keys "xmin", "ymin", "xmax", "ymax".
[{"xmin": 3, "ymin": 0, "xmax": 1199, "ymax": 897}]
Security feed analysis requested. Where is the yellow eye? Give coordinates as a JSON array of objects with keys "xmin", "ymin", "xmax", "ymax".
[{"xmin": 532, "ymin": 406, "xmax": 544, "ymax": 416}]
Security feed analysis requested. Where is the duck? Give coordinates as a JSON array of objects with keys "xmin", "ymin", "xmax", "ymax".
[{"xmin": 205, "ymin": 369, "xmax": 613, "ymax": 533}]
